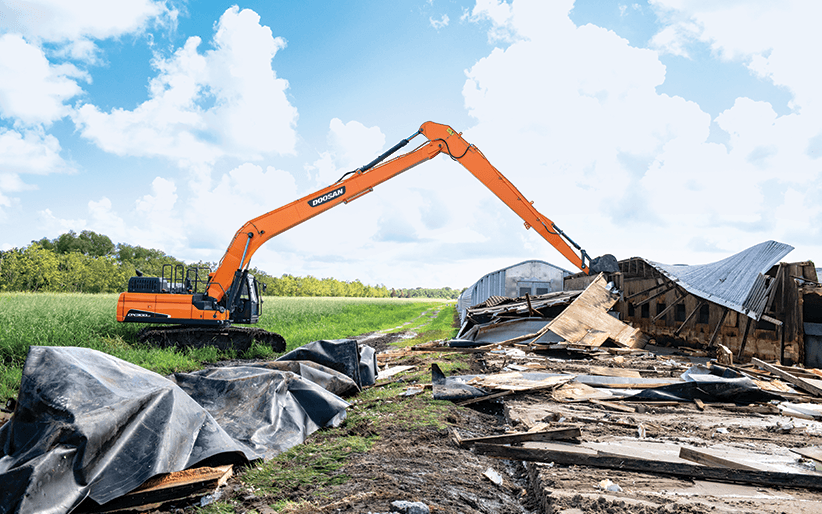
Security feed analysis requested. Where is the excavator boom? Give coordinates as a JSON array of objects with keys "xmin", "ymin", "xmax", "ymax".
[{"xmin": 206, "ymin": 121, "xmax": 604, "ymax": 302}]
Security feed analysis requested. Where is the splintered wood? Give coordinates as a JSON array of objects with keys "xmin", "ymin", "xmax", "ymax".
[
  {"xmin": 83, "ymin": 465, "xmax": 233, "ymax": 513},
  {"xmin": 467, "ymin": 372, "xmax": 574, "ymax": 392},
  {"xmin": 541, "ymin": 274, "xmax": 644, "ymax": 348}
]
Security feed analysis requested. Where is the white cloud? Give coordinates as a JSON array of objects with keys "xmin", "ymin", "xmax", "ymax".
[
  {"xmin": 649, "ymin": 0, "xmax": 822, "ymax": 112},
  {"xmin": 469, "ymin": 0, "xmax": 516, "ymax": 42},
  {"xmin": 0, "ymin": 127, "xmax": 74, "ymax": 220},
  {"xmin": 87, "ymin": 197, "xmax": 127, "ymax": 241},
  {"xmin": 72, "ymin": 6, "xmax": 298, "ymax": 169},
  {"xmin": 0, "ymin": 0, "xmax": 175, "ymax": 61},
  {"xmin": 455, "ymin": 0, "xmax": 822, "ymax": 268},
  {"xmin": 309, "ymin": 118, "xmax": 386, "ymax": 186},
  {"xmin": 38, "ymin": 208, "xmax": 86, "ymax": 236},
  {"xmin": 0, "ymin": 127, "xmax": 73, "ymax": 175},
  {"xmin": 0, "ymin": 34, "xmax": 86, "ymax": 126},
  {"xmin": 430, "ymin": 14, "xmax": 450, "ymax": 30}
]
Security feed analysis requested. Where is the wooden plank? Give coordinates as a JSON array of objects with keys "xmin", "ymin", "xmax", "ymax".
[
  {"xmin": 632, "ymin": 283, "xmax": 676, "ymax": 308},
  {"xmin": 625, "ymin": 280, "xmax": 666, "ymax": 301},
  {"xmin": 791, "ymin": 447, "xmax": 822, "ymax": 465},
  {"xmin": 737, "ymin": 317, "xmax": 752, "ymax": 361},
  {"xmin": 455, "ymin": 427, "xmax": 582, "ymax": 447},
  {"xmin": 761, "ymin": 314, "xmax": 784, "ymax": 327},
  {"xmin": 472, "ymin": 444, "xmax": 822, "ymax": 491},
  {"xmin": 590, "ymin": 366, "xmax": 642, "ymax": 378},
  {"xmin": 410, "ymin": 346, "xmax": 487, "ymax": 353},
  {"xmin": 467, "ymin": 372, "xmax": 575, "ymax": 392},
  {"xmin": 542, "ymin": 274, "xmax": 644, "ymax": 348},
  {"xmin": 752, "ymin": 358, "xmax": 822, "ymax": 397},
  {"xmin": 83, "ymin": 465, "xmax": 233, "ymax": 513},
  {"xmin": 694, "ymin": 398, "xmax": 705, "ymax": 410},
  {"xmin": 456, "ymin": 390, "xmax": 513, "ymax": 406},
  {"xmin": 678, "ymin": 447, "xmax": 759, "ymax": 470},
  {"xmin": 378, "ymin": 365, "xmax": 415, "ymax": 379}
]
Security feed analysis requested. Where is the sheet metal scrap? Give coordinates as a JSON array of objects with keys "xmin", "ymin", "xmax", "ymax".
[{"xmin": 643, "ymin": 240, "xmax": 793, "ymax": 320}]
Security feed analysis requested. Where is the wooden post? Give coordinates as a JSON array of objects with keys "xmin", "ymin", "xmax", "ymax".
[
  {"xmin": 653, "ymin": 293, "xmax": 688, "ymax": 322},
  {"xmin": 707, "ymin": 307, "xmax": 728, "ymax": 347},
  {"xmin": 674, "ymin": 300, "xmax": 705, "ymax": 337},
  {"xmin": 736, "ymin": 317, "xmax": 752, "ymax": 362}
]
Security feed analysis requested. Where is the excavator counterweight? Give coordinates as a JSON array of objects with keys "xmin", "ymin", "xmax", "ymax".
[{"xmin": 117, "ymin": 121, "xmax": 616, "ymax": 350}]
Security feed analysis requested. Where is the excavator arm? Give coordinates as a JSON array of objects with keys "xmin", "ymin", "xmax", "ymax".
[{"xmin": 206, "ymin": 121, "xmax": 612, "ymax": 306}]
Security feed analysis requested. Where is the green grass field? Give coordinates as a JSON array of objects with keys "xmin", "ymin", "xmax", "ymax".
[{"xmin": 0, "ymin": 292, "xmax": 454, "ymax": 401}]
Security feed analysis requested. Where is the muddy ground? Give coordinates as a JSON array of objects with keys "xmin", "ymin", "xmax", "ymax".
[{"xmin": 120, "ymin": 332, "xmax": 822, "ymax": 514}]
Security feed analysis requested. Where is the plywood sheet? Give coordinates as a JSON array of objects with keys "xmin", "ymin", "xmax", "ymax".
[{"xmin": 544, "ymin": 274, "xmax": 644, "ymax": 348}]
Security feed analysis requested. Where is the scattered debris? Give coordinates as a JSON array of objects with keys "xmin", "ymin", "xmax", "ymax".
[
  {"xmin": 483, "ymin": 467, "xmax": 504, "ymax": 486},
  {"xmin": 598, "ymin": 479, "xmax": 622, "ymax": 492}
]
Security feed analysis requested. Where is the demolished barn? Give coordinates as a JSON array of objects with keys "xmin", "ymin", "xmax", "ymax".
[{"xmin": 604, "ymin": 240, "xmax": 821, "ymax": 366}]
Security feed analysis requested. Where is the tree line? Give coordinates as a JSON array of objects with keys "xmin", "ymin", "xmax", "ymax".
[{"xmin": 0, "ymin": 231, "xmax": 461, "ymax": 298}]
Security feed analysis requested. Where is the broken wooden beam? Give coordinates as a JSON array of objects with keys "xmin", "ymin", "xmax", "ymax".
[
  {"xmin": 456, "ymin": 390, "xmax": 513, "ymax": 406},
  {"xmin": 455, "ymin": 427, "xmax": 582, "ymax": 447},
  {"xmin": 632, "ymin": 283, "xmax": 676, "ymax": 308},
  {"xmin": 752, "ymin": 358, "xmax": 822, "ymax": 397},
  {"xmin": 652, "ymin": 292, "xmax": 688, "ymax": 322},
  {"xmin": 707, "ymin": 307, "xmax": 728, "ymax": 347},
  {"xmin": 82, "ymin": 465, "xmax": 233, "ymax": 513},
  {"xmin": 678, "ymin": 447, "xmax": 759, "ymax": 470},
  {"xmin": 472, "ymin": 444, "xmax": 822, "ymax": 491},
  {"xmin": 674, "ymin": 300, "xmax": 705, "ymax": 337}
]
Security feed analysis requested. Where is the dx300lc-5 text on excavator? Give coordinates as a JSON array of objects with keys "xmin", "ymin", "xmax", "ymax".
[{"xmin": 117, "ymin": 121, "xmax": 618, "ymax": 351}]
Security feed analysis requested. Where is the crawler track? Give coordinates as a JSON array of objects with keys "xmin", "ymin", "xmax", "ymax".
[{"xmin": 137, "ymin": 326, "xmax": 286, "ymax": 353}]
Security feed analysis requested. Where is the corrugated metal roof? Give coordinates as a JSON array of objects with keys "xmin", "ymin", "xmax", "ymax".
[{"xmin": 642, "ymin": 240, "xmax": 793, "ymax": 319}]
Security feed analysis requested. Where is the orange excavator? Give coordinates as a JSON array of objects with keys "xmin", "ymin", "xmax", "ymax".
[{"xmin": 117, "ymin": 122, "xmax": 617, "ymax": 350}]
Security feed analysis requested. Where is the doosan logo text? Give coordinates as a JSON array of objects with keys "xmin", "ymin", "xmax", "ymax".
[{"xmin": 309, "ymin": 187, "xmax": 345, "ymax": 207}]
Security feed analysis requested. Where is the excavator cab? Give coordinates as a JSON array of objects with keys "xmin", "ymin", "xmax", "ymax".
[{"xmin": 230, "ymin": 273, "xmax": 262, "ymax": 324}]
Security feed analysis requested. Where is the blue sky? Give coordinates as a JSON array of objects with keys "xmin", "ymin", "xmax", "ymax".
[{"xmin": 1, "ymin": 0, "xmax": 820, "ymax": 289}]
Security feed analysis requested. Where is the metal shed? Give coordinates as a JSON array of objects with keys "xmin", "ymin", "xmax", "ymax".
[{"xmin": 457, "ymin": 259, "xmax": 572, "ymax": 322}]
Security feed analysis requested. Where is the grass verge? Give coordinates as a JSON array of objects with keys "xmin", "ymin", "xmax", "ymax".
[{"xmin": 0, "ymin": 293, "xmax": 450, "ymax": 400}]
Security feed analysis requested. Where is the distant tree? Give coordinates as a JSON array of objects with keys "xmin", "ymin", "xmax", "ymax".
[{"xmin": 36, "ymin": 230, "xmax": 115, "ymax": 257}]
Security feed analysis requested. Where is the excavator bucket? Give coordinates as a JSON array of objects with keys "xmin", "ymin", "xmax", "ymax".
[{"xmin": 589, "ymin": 254, "xmax": 620, "ymax": 274}]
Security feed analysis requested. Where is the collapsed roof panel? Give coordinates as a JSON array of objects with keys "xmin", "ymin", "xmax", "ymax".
[{"xmin": 643, "ymin": 240, "xmax": 794, "ymax": 319}]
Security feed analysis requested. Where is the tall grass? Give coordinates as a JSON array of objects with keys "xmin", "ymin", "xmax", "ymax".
[{"xmin": 0, "ymin": 293, "xmax": 453, "ymax": 400}]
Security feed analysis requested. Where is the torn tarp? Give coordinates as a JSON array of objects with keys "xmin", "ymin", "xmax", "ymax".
[
  {"xmin": 613, "ymin": 365, "xmax": 783, "ymax": 403},
  {"xmin": 277, "ymin": 339, "xmax": 378, "ymax": 388},
  {"xmin": 246, "ymin": 360, "xmax": 359, "ymax": 397},
  {"xmin": 0, "ymin": 346, "xmax": 351, "ymax": 514},
  {"xmin": 170, "ymin": 366, "xmax": 349, "ymax": 460},
  {"xmin": 431, "ymin": 364, "xmax": 488, "ymax": 401},
  {"xmin": 0, "ymin": 346, "xmax": 249, "ymax": 514}
]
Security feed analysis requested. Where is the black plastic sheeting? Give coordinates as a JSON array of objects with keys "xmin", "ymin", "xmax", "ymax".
[
  {"xmin": 431, "ymin": 364, "xmax": 488, "ymax": 401},
  {"xmin": 0, "ymin": 346, "xmax": 248, "ymax": 513},
  {"xmin": 170, "ymin": 366, "xmax": 349, "ymax": 460},
  {"xmin": 277, "ymin": 339, "xmax": 378, "ymax": 388},
  {"xmin": 622, "ymin": 378, "xmax": 783, "ymax": 403},
  {"xmin": 246, "ymin": 360, "xmax": 359, "ymax": 397},
  {"xmin": 431, "ymin": 363, "xmax": 784, "ymax": 404},
  {"xmin": 0, "ymin": 345, "xmax": 353, "ymax": 514}
]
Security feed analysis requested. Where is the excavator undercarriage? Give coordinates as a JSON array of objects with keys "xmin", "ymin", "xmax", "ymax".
[{"xmin": 137, "ymin": 325, "xmax": 286, "ymax": 353}]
